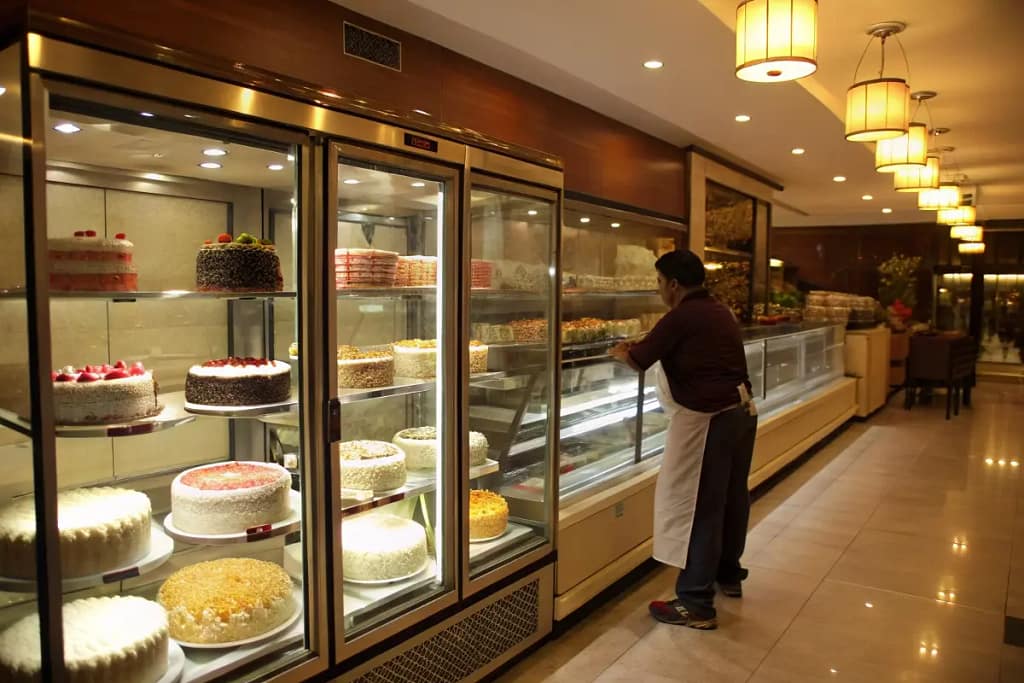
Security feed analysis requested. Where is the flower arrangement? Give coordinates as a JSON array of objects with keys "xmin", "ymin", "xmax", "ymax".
[{"xmin": 877, "ymin": 253, "xmax": 922, "ymax": 311}]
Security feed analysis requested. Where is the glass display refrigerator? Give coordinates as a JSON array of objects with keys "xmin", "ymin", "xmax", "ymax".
[{"xmin": 704, "ymin": 181, "xmax": 756, "ymax": 322}]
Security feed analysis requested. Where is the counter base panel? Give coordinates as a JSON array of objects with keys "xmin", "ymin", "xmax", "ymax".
[{"xmin": 555, "ymin": 538, "xmax": 654, "ymax": 621}]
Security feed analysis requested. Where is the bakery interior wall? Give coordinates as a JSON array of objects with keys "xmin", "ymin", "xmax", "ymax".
[{"xmin": 23, "ymin": 0, "xmax": 687, "ymax": 219}]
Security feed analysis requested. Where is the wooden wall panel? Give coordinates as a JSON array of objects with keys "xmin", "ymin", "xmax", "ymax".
[{"xmin": 27, "ymin": 0, "xmax": 686, "ymax": 217}]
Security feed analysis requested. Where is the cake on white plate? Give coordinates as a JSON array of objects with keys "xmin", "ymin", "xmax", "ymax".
[
  {"xmin": 0, "ymin": 595, "xmax": 168, "ymax": 683},
  {"xmin": 339, "ymin": 440, "xmax": 407, "ymax": 492},
  {"xmin": 170, "ymin": 461, "xmax": 292, "ymax": 535},
  {"xmin": 185, "ymin": 357, "xmax": 291, "ymax": 406},
  {"xmin": 158, "ymin": 557, "xmax": 295, "ymax": 645},
  {"xmin": 342, "ymin": 514, "xmax": 427, "ymax": 582},
  {"xmin": 0, "ymin": 487, "xmax": 151, "ymax": 579},
  {"xmin": 51, "ymin": 360, "xmax": 159, "ymax": 425}
]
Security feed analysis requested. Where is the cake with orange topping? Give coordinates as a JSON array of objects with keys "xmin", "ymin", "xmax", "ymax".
[
  {"xmin": 469, "ymin": 490, "xmax": 509, "ymax": 540},
  {"xmin": 170, "ymin": 461, "xmax": 292, "ymax": 535},
  {"xmin": 157, "ymin": 557, "xmax": 295, "ymax": 644}
]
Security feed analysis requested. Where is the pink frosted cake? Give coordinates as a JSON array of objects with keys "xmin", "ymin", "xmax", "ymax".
[
  {"xmin": 335, "ymin": 248, "xmax": 399, "ymax": 288},
  {"xmin": 171, "ymin": 461, "xmax": 292, "ymax": 534},
  {"xmin": 49, "ymin": 230, "xmax": 137, "ymax": 292},
  {"xmin": 52, "ymin": 360, "xmax": 160, "ymax": 425}
]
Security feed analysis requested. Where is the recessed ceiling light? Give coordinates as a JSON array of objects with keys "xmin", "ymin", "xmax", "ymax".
[
  {"xmin": 198, "ymin": 161, "xmax": 222, "ymax": 169},
  {"xmin": 0, "ymin": 87, "xmax": 8, "ymax": 96},
  {"xmin": 580, "ymin": 217, "xmax": 591, "ymax": 223},
  {"xmin": 411, "ymin": 181, "xmax": 426, "ymax": 188},
  {"xmin": 202, "ymin": 148, "xmax": 227, "ymax": 157},
  {"xmin": 424, "ymin": 216, "xmax": 433, "ymax": 221},
  {"xmin": 142, "ymin": 173, "xmax": 165, "ymax": 181},
  {"xmin": 151, "ymin": 153, "xmax": 165, "ymax": 159},
  {"xmin": 183, "ymin": 114, "xmax": 197, "ymax": 119},
  {"xmin": 791, "ymin": 148, "xmax": 805, "ymax": 155},
  {"xmin": 413, "ymin": 109, "xmax": 431, "ymax": 116},
  {"xmin": 882, "ymin": 207, "xmax": 893, "ymax": 214},
  {"xmin": 832, "ymin": 176, "xmax": 846, "ymax": 182},
  {"xmin": 862, "ymin": 194, "xmax": 874, "ymax": 200},
  {"xmin": 527, "ymin": 209, "xmax": 538, "ymax": 216},
  {"xmin": 343, "ymin": 179, "xmax": 360, "ymax": 185},
  {"xmin": 53, "ymin": 123, "xmax": 80, "ymax": 134},
  {"xmin": 643, "ymin": 60, "xmax": 664, "ymax": 70},
  {"xmin": 735, "ymin": 114, "xmax": 751, "ymax": 122},
  {"xmin": 287, "ymin": 154, "xmax": 295, "ymax": 162},
  {"xmin": 388, "ymin": 217, "xmax": 395, "ymax": 221},
  {"xmin": 139, "ymin": 112, "xmax": 155, "ymax": 118},
  {"xmin": 611, "ymin": 222, "xmax": 621, "ymax": 228},
  {"xmin": 267, "ymin": 163, "xmax": 285, "ymax": 171}
]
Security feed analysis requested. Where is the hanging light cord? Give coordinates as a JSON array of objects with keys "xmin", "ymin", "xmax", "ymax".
[{"xmin": 851, "ymin": 32, "xmax": 913, "ymax": 82}]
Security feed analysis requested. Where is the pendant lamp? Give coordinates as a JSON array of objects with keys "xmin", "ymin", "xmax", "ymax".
[
  {"xmin": 950, "ymin": 225, "xmax": 983, "ymax": 242},
  {"xmin": 918, "ymin": 185, "xmax": 961, "ymax": 211},
  {"xmin": 894, "ymin": 155, "xmax": 940, "ymax": 192},
  {"xmin": 845, "ymin": 22, "xmax": 911, "ymax": 142},
  {"xmin": 736, "ymin": 0, "xmax": 818, "ymax": 82},
  {"xmin": 875, "ymin": 122, "xmax": 927, "ymax": 172},
  {"xmin": 958, "ymin": 241, "xmax": 985, "ymax": 254},
  {"xmin": 937, "ymin": 206, "xmax": 976, "ymax": 226}
]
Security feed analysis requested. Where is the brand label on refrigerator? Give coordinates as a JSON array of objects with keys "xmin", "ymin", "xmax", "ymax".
[{"xmin": 404, "ymin": 133, "xmax": 438, "ymax": 153}]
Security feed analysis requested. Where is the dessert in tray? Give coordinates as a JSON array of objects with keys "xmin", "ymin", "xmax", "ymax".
[
  {"xmin": 196, "ymin": 232, "xmax": 283, "ymax": 292},
  {"xmin": 471, "ymin": 259, "xmax": 494, "ymax": 289},
  {"xmin": 339, "ymin": 440, "xmax": 408, "ymax": 492},
  {"xmin": 0, "ymin": 595, "xmax": 169, "ymax": 683},
  {"xmin": 342, "ymin": 514, "xmax": 428, "ymax": 582},
  {"xmin": 470, "ymin": 322, "xmax": 514, "ymax": 344},
  {"xmin": 337, "ymin": 345, "xmax": 395, "ymax": 389},
  {"xmin": 48, "ymin": 230, "xmax": 138, "ymax": 292},
  {"xmin": 393, "ymin": 255, "xmax": 438, "ymax": 287},
  {"xmin": 185, "ymin": 357, "xmax": 291, "ymax": 407},
  {"xmin": 158, "ymin": 557, "xmax": 296, "ymax": 645},
  {"xmin": 335, "ymin": 248, "xmax": 399, "ymax": 288},
  {"xmin": 51, "ymin": 359, "xmax": 159, "ymax": 425},
  {"xmin": 561, "ymin": 318, "xmax": 608, "ymax": 344},
  {"xmin": 469, "ymin": 489, "xmax": 509, "ymax": 540},
  {"xmin": 509, "ymin": 318, "xmax": 548, "ymax": 343},
  {"xmin": 391, "ymin": 427, "xmax": 490, "ymax": 470},
  {"xmin": 170, "ymin": 461, "xmax": 292, "ymax": 535},
  {"xmin": 0, "ymin": 486, "xmax": 151, "ymax": 579}
]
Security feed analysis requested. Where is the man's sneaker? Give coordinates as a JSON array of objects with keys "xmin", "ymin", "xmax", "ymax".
[
  {"xmin": 648, "ymin": 599, "xmax": 717, "ymax": 630},
  {"xmin": 718, "ymin": 581, "xmax": 743, "ymax": 598}
]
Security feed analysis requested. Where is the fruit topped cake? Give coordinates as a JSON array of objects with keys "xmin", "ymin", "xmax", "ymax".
[
  {"xmin": 171, "ymin": 461, "xmax": 292, "ymax": 534},
  {"xmin": 196, "ymin": 232, "xmax": 283, "ymax": 292},
  {"xmin": 185, "ymin": 357, "xmax": 291, "ymax": 407},
  {"xmin": 48, "ymin": 230, "xmax": 137, "ymax": 292},
  {"xmin": 51, "ymin": 359, "xmax": 159, "ymax": 425},
  {"xmin": 469, "ymin": 489, "xmax": 509, "ymax": 540}
]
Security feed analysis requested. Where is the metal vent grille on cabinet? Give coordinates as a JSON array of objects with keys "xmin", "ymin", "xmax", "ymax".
[
  {"xmin": 353, "ymin": 580, "xmax": 541, "ymax": 683},
  {"xmin": 344, "ymin": 22, "xmax": 402, "ymax": 71}
]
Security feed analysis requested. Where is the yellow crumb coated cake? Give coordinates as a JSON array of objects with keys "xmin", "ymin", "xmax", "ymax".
[
  {"xmin": 157, "ymin": 557, "xmax": 295, "ymax": 644},
  {"xmin": 469, "ymin": 489, "xmax": 509, "ymax": 540}
]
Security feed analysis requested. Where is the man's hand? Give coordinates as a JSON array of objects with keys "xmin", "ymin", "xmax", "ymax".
[{"xmin": 608, "ymin": 341, "xmax": 631, "ymax": 363}]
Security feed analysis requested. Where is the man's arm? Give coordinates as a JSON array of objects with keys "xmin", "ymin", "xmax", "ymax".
[{"xmin": 609, "ymin": 310, "xmax": 680, "ymax": 371}]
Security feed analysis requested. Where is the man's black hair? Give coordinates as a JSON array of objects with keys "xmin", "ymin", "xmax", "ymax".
[{"xmin": 655, "ymin": 249, "xmax": 706, "ymax": 288}]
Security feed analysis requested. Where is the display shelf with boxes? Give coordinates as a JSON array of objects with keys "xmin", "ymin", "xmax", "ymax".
[{"xmin": 704, "ymin": 181, "xmax": 758, "ymax": 323}]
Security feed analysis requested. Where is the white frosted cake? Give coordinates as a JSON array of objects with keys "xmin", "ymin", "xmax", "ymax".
[
  {"xmin": 170, "ymin": 461, "xmax": 291, "ymax": 534},
  {"xmin": 158, "ymin": 557, "xmax": 295, "ymax": 645},
  {"xmin": 52, "ymin": 360, "xmax": 159, "ymax": 425},
  {"xmin": 392, "ymin": 339, "xmax": 437, "ymax": 379},
  {"xmin": 0, "ymin": 487, "xmax": 151, "ymax": 579},
  {"xmin": 339, "ymin": 440, "xmax": 407, "ymax": 491},
  {"xmin": 49, "ymin": 230, "xmax": 138, "ymax": 292},
  {"xmin": 393, "ymin": 427, "xmax": 438, "ymax": 470},
  {"xmin": 342, "ymin": 514, "xmax": 427, "ymax": 581},
  {"xmin": 469, "ymin": 431, "xmax": 490, "ymax": 466},
  {"xmin": 0, "ymin": 595, "xmax": 168, "ymax": 683}
]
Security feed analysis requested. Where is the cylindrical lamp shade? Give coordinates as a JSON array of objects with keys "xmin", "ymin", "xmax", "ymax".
[
  {"xmin": 875, "ymin": 123, "xmax": 928, "ymax": 172},
  {"xmin": 918, "ymin": 185, "xmax": 961, "ymax": 210},
  {"xmin": 958, "ymin": 241, "xmax": 985, "ymax": 254},
  {"xmin": 894, "ymin": 155, "xmax": 940, "ymax": 192},
  {"xmin": 937, "ymin": 206, "xmax": 977, "ymax": 226},
  {"xmin": 845, "ymin": 78, "xmax": 910, "ymax": 142},
  {"xmin": 736, "ymin": 0, "xmax": 818, "ymax": 82},
  {"xmin": 950, "ymin": 225, "xmax": 983, "ymax": 242}
]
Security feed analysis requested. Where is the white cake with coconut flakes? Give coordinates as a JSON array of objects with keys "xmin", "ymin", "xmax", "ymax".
[
  {"xmin": 342, "ymin": 514, "xmax": 427, "ymax": 582},
  {"xmin": 339, "ymin": 440, "xmax": 407, "ymax": 492},
  {"xmin": 170, "ymin": 461, "xmax": 292, "ymax": 534}
]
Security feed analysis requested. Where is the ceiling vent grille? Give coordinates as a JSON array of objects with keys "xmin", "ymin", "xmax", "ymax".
[{"xmin": 344, "ymin": 22, "xmax": 402, "ymax": 71}]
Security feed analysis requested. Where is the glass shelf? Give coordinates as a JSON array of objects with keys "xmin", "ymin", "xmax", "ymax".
[
  {"xmin": 336, "ymin": 286, "xmax": 436, "ymax": 299},
  {"xmin": 0, "ymin": 289, "xmax": 297, "ymax": 301},
  {"xmin": 340, "ymin": 460, "xmax": 499, "ymax": 518},
  {"xmin": 337, "ymin": 371, "xmax": 505, "ymax": 405}
]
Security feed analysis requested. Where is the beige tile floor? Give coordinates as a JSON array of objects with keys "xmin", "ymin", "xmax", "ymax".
[{"xmin": 497, "ymin": 383, "xmax": 1024, "ymax": 683}]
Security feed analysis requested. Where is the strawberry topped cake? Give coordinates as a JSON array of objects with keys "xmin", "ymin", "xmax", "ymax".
[
  {"xmin": 185, "ymin": 357, "xmax": 291, "ymax": 407},
  {"xmin": 51, "ymin": 359, "xmax": 159, "ymax": 425},
  {"xmin": 171, "ymin": 461, "xmax": 292, "ymax": 534},
  {"xmin": 49, "ymin": 230, "xmax": 137, "ymax": 292}
]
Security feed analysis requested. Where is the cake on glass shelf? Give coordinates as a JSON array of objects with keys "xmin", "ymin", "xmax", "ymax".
[
  {"xmin": 392, "ymin": 427, "xmax": 489, "ymax": 470},
  {"xmin": 335, "ymin": 248, "xmax": 399, "ymax": 288},
  {"xmin": 470, "ymin": 322, "xmax": 514, "ymax": 344},
  {"xmin": 337, "ymin": 345, "xmax": 395, "ymax": 389},
  {"xmin": 509, "ymin": 318, "xmax": 547, "ymax": 343},
  {"xmin": 158, "ymin": 557, "xmax": 295, "ymax": 645},
  {"xmin": 48, "ymin": 230, "xmax": 138, "ymax": 292},
  {"xmin": 469, "ymin": 489, "xmax": 509, "ymax": 540},
  {"xmin": 392, "ymin": 339, "xmax": 436, "ymax": 379},
  {"xmin": 468, "ymin": 431, "xmax": 489, "ymax": 466},
  {"xmin": 196, "ymin": 232, "xmax": 283, "ymax": 292},
  {"xmin": 171, "ymin": 461, "xmax": 292, "ymax": 535},
  {"xmin": 562, "ymin": 318, "xmax": 608, "ymax": 344},
  {"xmin": 393, "ymin": 255, "xmax": 437, "ymax": 287},
  {"xmin": 339, "ymin": 440, "xmax": 407, "ymax": 492},
  {"xmin": 0, "ymin": 596, "xmax": 168, "ymax": 683},
  {"xmin": 342, "ymin": 514, "xmax": 427, "ymax": 582},
  {"xmin": 185, "ymin": 357, "xmax": 291, "ymax": 406},
  {"xmin": 52, "ymin": 360, "xmax": 159, "ymax": 425},
  {"xmin": 469, "ymin": 340, "xmax": 489, "ymax": 374},
  {"xmin": 0, "ymin": 486, "xmax": 151, "ymax": 580}
]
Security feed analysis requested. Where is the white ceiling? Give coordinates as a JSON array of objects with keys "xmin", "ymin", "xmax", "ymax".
[{"xmin": 334, "ymin": 0, "xmax": 1024, "ymax": 227}]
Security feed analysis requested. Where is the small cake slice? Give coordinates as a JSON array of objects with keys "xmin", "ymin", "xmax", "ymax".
[{"xmin": 469, "ymin": 490, "xmax": 509, "ymax": 540}]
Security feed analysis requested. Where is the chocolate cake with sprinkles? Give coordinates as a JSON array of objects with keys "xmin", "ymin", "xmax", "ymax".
[
  {"xmin": 196, "ymin": 232, "xmax": 283, "ymax": 292},
  {"xmin": 185, "ymin": 357, "xmax": 291, "ymax": 406}
]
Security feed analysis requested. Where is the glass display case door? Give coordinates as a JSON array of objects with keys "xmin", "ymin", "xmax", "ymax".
[
  {"xmin": 326, "ymin": 141, "xmax": 462, "ymax": 652},
  {"xmin": 464, "ymin": 171, "xmax": 559, "ymax": 595}
]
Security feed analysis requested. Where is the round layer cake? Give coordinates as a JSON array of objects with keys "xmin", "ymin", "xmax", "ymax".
[
  {"xmin": 342, "ymin": 514, "xmax": 427, "ymax": 582},
  {"xmin": 337, "ymin": 346, "xmax": 395, "ymax": 388},
  {"xmin": 158, "ymin": 557, "xmax": 295, "ymax": 645},
  {"xmin": 469, "ymin": 431, "xmax": 490, "ymax": 466},
  {"xmin": 196, "ymin": 232, "xmax": 283, "ymax": 292},
  {"xmin": 339, "ymin": 440, "xmax": 407, "ymax": 492},
  {"xmin": 391, "ymin": 428, "xmax": 489, "ymax": 470},
  {"xmin": 185, "ymin": 357, "xmax": 291, "ymax": 406},
  {"xmin": 469, "ymin": 489, "xmax": 509, "ymax": 540},
  {"xmin": 49, "ymin": 230, "xmax": 138, "ymax": 292},
  {"xmin": 0, "ymin": 595, "xmax": 168, "ymax": 683},
  {"xmin": 52, "ymin": 360, "xmax": 159, "ymax": 425},
  {"xmin": 392, "ymin": 339, "xmax": 437, "ymax": 379},
  {"xmin": 171, "ymin": 461, "xmax": 292, "ymax": 535},
  {"xmin": 0, "ymin": 486, "xmax": 151, "ymax": 580}
]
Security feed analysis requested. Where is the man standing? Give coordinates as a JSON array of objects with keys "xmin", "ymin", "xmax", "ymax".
[{"xmin": 610, "ymin": 249, "xmax": 757, "ymax": 630}]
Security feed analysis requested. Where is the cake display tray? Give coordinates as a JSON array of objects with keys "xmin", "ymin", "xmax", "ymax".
[
  {"xmin": 0, "ymin": 523, "xmax": 174, "ymax": 592},
  {"xmin": 161, "ymin": 642, "xmax": 186, "ymax": 683},
  {"xmin": 0, "ymin": 396, "xmax": 197, "ymax": 439},
  {"xmin": 467, "ymin": 522, "xmax": 535, "ymax": 564},
  {"xmin": 469, "ymin": 527, "xmax": 509, "ymax": 544},
  {"xmin": 162, "ymin": 490, "xmax": 302, "ymax": 545},
  {"xmin": 184, "ymin": 395, "xmax": 299, "ymax": 418},
  {"xmin": 174, "ymin": 602, "xmax": 302, "ymax": 650},
  {"xmin": 345, "ymin": 563, "xmax": 430, "ymax": 586}
]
